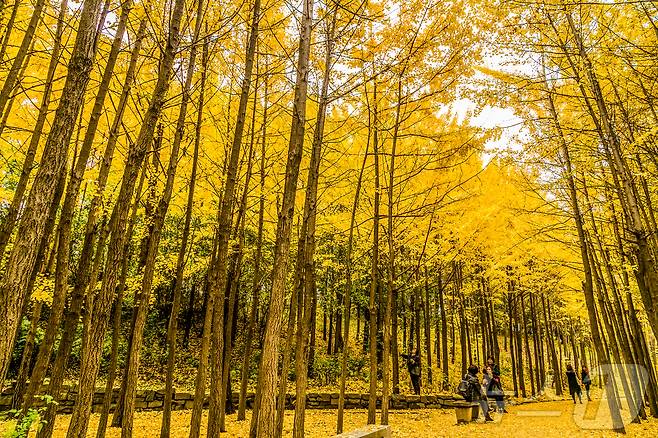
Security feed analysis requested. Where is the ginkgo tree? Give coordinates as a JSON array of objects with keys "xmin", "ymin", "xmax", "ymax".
[{"xmin": 1, "ymin": 0, "xmax": 658, "ymax": 437}]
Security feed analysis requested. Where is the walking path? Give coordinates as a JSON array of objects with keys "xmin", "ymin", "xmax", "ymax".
[{"xmin": 2, "ymin": 400, "xmax": 656, "ymax": 437}]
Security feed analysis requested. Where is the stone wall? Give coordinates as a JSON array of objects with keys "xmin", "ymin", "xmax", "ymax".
[{"xmin": 0, "ymin": 386, "xmax": 500, "ymax": 414}]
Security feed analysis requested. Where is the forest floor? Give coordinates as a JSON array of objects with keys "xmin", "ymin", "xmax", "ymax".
[{"xmin": 1, "ymin": 399, "xmax": 657, "ymax": 437}]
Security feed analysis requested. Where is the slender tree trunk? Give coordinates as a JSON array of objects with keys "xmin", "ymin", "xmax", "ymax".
[
  {"xmin": 337, "ymin": 81, "xmax": 370, "ymax": 433},
  {"xmin": 367, "ymin": 78, "xmax": 380, "ymax": 425},
  {"xmin": 515, "ymin": 293, "xmax": 526, "ymax": 398},
  {"xmin": 238, "ymin": 64, "xmax": 268, "ymax": 422},
  {"xmin": 66, "ymin": 0, "xmax": 185, "ymax": 435},
  {"xmin": 520, "ymin": 293, "xmax": 535, "ymax": 395},
  {"xmin": 507, "ymin": 289, "xmax": 518, "ymax": 395},
  {"xmin": 423, "ymin": 268, "xmax": 433, "ymax": 386},
  {"xmin": 160, "ymin": 33, "xmax": 207, "ymax": 438},
  {"xmin": 542, "ymin": 66, "xmax": 624, "ymax": 428},
  {"xmin": 291, "ymin": 10, "xmax": 334, "ymax": 435},
  {"xmin": 122, "ymin": 4, "xmax": 203, "ymax": 436},
  {"xmin": 439, "ymin": 269, "xmax": 449, "ymax": 388},
  {"xmin": 382, "ymin": 73, "xmax": 405, "ymax": 424},
  {"xmin": 205, "ymin": 3, "xmax": 260, "ymax": 436},
  {"xmin": 530, "ymin": 294, "xmax": 543, "ymax": 393},
  {"xmin": 0, "ymin": 0, "xmax": 105, "ymax": 387},
  {"xmin": 250, "ymin": 1, "xmax": 312, "ymax": 435},
  {"xmin": 221, "ymin": 113, "xmax": 256, "ymax": 432}
]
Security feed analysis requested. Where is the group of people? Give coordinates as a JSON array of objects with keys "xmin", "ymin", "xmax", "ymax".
[
  {"xmin": 401, "ymin": 350, "xmax": 505, "ymax": 421},
  {"xmin": 461, "ymin": 356, "xmax": 507, "ymax": 422},
  {"xmin": 401, "ymin": 348, "xmax": 594, "ymax": 422},
  {"xmin": 566, "ymin": 364, "xmax": 593, "ymax": 404}
]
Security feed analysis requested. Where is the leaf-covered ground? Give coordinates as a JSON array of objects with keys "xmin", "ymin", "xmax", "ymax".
[{"xmin": 2, "ymin": 400, "xmax": 657, "ymax": 437}]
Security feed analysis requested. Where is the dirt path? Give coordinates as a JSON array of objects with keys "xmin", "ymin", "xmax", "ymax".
[{"xmin": 2, "ymin": 400, "xmax": 657, "ymax": 436}]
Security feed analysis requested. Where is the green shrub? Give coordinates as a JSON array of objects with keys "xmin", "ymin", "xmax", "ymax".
[{"xmin": 3, "ymin": 395, "xmax": 57, "ymax": 438}]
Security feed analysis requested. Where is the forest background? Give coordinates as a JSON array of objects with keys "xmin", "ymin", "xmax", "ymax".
[{"xmin": 1, "ymin": 0, "xmax": 658, "ymax": 437}]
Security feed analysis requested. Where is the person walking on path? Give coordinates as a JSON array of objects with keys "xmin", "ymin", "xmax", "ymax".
[
  {"xmin": 566, "ymin": 364, "xmax": 583, "ymax": 404},
  {"xmin": 402, "ymin": 347, "xmax": 421, "ymax": 395},
  {"xmin": 581, "ymin": 365, "xmax": 592, "ymax": 401},
  {"xmin": 463, "ymin": 365, "xmax": 494, "ymax": 421}
]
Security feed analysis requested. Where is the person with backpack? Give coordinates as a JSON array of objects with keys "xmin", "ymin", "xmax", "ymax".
[
  {"xmin": 581, "ymin": 365, "xmax": 592, "ymax": 401},
  {"xmin": 401, "ymin": 348, "xmax": 421, "ymax": 395},
  {"xmin": 566, "ymin": 364, "xmax": 583, "ymax": 404},
  {"xmin": 458, "ymin": 365, "xmax": 493, "ymax": 421}
]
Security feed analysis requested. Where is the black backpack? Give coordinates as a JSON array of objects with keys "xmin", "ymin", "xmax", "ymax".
[{"xmin": 457, "ymin": 375, "xmax": 473, "ymax": 401}]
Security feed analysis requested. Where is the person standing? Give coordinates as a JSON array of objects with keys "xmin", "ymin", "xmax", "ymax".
[
  {"xmin": 485, "ymin": 364, "xmax": 506, "ymax": 413},
  {"xmin": 581, "ymin": 365, "xmax": 592, "ymax": 401},
  {"xmin": 566, "ymin": 364, "xmax": 583, "ymax": 404},
  {"xmin": 482, "ymin": 365, "xmax": 494, "ymax": 412},
  {"xmin": 487, "ymin": 355, "xmax": 500, "ymax": 378},
  {"xmin": 486, "ymin": 356, "xmax": 506, "ymax": 412},
  {"xmin": 402, "ymin": 348, "xmax": 421, "ymax": 395}
]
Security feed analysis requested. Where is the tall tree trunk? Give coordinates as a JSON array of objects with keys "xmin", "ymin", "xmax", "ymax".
[
  {"xmin": 205, "ymin": 2, "xmax": 260, "ymax": 437},
  {"xmin": 367, "ymin": 78, "xmax": 380, "ymax": 425},
  {"xmin": 507, "ymin": 288, "xmax": 518, "ymax": 395},
  {"xmin": 439, "ymin": 269, "xmax": 449, "ymax": 388},
  {"xmin": 542, "ymin": 66, "xmax": 624, "ymax": 428},
  {"xmin": 19, "ymin": 0, "xmax": 133, "ymax": 415},
  {"xmin": 160, "ymin": 30, "xmax": 207, "ymax": 438},
  {"xmin": 423, "ymin": 268, "xmax": 433, "ymax": 386},
  {"xmin": 291, "ymin": 9, "xmax": 334, "ymax": 436},
  {"xmin": 238, "ymin": 63, "xmax": 268, "ymax": 422},
  {"xmin": 519, "ymin": 292, "xmax": 535, "ymax": 395},
  {"xmin": 121, "ymin": 3, "xmax": 203, "ymax": 435},
  {"xmin": 250, "ymin": 0, "xmax": 312, "ymax": 435},
  {"xmin": 0, "ymin": 0, "xmax": 105, "ymax": 387},
  {"xmin": 66, "ymin": 0, "xmax": 185, "ymax": 434},
  {"xmin": 382, "ymin": 73, "xmax": 404, "ymax": 425},
  {"xmin": 221, "ymin": 110, "xmax": 257, "ymax": 431},
  {"xmin": 337, "ymin": 79, "xmax": 370, "ymax": 433}
]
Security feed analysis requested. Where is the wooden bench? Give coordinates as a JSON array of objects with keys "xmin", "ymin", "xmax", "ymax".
[
  {"xmin": 333, "ymin": 425, "xmax": 392, "ymax": 438},
  {"xmin": 453, "ymin": 401, "xmax": 480, "ymax": 424}
]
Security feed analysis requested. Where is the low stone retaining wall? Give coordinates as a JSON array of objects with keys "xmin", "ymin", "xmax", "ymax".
[{"xmin": 0, "ymin": 386, "xmax": 511, "ymax": 414}]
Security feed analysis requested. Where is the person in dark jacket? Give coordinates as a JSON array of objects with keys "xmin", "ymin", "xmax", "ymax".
[
  {"xmin": 484, "ymin": 365, "xmax": 506, "ymax": 413},
  {"xmin": 486, "ymin": 355, "xmax": 501, "ymax": 378},
  {"xmin": 401, "ymin": 348, "xmax": 421, "ymax": 395},
  {"xmin": 486, "ymin": 356, "xmax": 506, "ymax": 412},
  {"xmin": 581, "ymin": 365, "xmax": 592, "ymax": 401},
  {"xmin": 464, "ymin": 365, "xmax": 493, "ymax": 421},
  {"xmin": 566, "ymin": 364, "xmax": 582, "ymax": 404}
]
